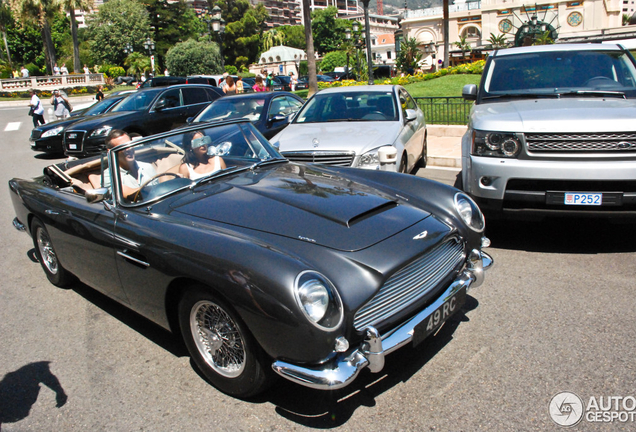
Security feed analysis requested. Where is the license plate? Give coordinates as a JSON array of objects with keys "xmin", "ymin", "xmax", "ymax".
[
  {"xmin": 412, "ymin": 288, "xmax": 466, "ymax": 347},
  {"xmin": 68, "ymin": 144, "xmax": 77, "ymax": 150},
  {"xmin": 564, "ymin": 192, "xmax": 602, "ymax": 206}
]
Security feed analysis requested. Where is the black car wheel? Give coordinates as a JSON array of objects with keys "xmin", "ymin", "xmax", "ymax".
[
  {"xmin": 31, "ymin": 218, "xmax": 74, "ymax": 287},
  {"xmin": 398, "ymin": 152, "xmax": 408, "ymax": 174},
  {"xmin": 178, "ymin": 287, "xmax": 273, "ymax": 397}
]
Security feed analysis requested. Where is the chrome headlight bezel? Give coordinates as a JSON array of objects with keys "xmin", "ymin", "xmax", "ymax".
[
  {"xmin": 472, "ymin": 130, "xmax": 522, "ymax": 158},
  {"xmin": 454, "ymin": 192, "xmax": 485, "ymax": 232},
  {"xmin": 41, "ymin": 126, "xmax": 65, "ymax": 138},
  {"xmin": 357, "ymin": 147, "xmax": 384, "ymax": 168},
  {"xmin": 89, "ymin": 125, "xmax": 113, "ymax": 138},
  {"xmin": 293, "ymin": 271, "xmax": 343, "ymax": 331}
]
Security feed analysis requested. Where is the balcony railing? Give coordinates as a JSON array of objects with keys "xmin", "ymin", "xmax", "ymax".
[
  {"xmin": 0, "ymin": 73, "xmax": 105, "ymax": 91},
  {"xmin": 406, "ymin": 1, "xmax": 481, "ymax": 18},
  {"xmin": 414, "ymin": 96, "xmax": 473, "ymax": 125}
]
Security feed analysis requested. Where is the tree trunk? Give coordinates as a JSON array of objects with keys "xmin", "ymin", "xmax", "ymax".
[
  {"xmin": 70, "ymin": 8, "xmax": 81, "ymax": 73},
  {"xmin": 2, "ymin": 30, "xmax": 10, "ymax": 67},
  {"xmin": 41, "ymin": 22, "xmax": 56, "ymax": 75},
  {"xmin": 302, "ymin": 0, "xmax": 317, "ymax": 97},
  {"xmin": 443, "ymin": 0, "xmax": 449, "ymax": 68}
]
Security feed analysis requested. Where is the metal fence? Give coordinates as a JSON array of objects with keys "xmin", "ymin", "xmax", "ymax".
[{"xmin": 414, "ymin": 97, "xmax": 473, "ymax": 125}]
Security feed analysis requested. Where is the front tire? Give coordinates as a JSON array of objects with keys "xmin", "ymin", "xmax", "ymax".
[
  {"xmin": 31, "ymin": 218, "xmax": 74, "ymax": 287},
  {"xmin": 178, "ymin": 287, "xmax": 273, "ymax": 398}
]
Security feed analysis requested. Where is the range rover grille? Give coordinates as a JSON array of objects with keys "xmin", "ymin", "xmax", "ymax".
[
  {"xmin": 353, "ymin": 238, "xmax": 465, "ymax": 332},
  {"xmin": 526, "ymin": 132, "xmax": 636, "ymax": 152},
  {"xmin": 282, "ymin": 151, "xmax": 355, "ymax": 167}
]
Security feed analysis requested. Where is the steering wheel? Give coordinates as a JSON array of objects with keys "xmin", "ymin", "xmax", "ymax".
[
  {"xmin": 362, "ymin": 111, "xmax": 387, "ymax": 120},
  {"xmin": 132, "ymin": 172, "xmax": 181, "ymax": 203},
  {"xmin": 584, "ymin": 76, "xmax": 618, "ymax": 87}
]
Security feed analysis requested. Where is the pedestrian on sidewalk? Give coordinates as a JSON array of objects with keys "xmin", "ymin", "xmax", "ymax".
[
  {"xmin": 28, "ymin": 89, "xmax": 46, "ymax": 127},
  {"xmin": 51, "ymin": 90, "xmax": 71, "ymax": 120},
  {"xmin": 95, "ymin": 85, "xmax": 104, "ymax": 101}
]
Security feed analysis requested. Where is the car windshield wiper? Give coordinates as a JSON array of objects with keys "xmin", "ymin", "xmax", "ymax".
[
  {"xmin": 190, "ymin": 165, "xmax": 245, "ymax": 189},
  {"xmin": 248, "ymin": 157, "xmax": 288, "ymax": 170},
  {"xmin": 482, "ymin": 93, "xmax": 557, "ymax": 100},
  {"xmin": 555, "ymin": 90, "xmax": 626, "ymax": 98},
  {"xmin": 325, "ymin": 118, "xmax": 362, "ymax": 122}
]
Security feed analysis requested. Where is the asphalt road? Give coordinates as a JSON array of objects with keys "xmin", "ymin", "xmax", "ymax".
[{"xmin": 1, "ymin": 107, "xmax": 635, "ymax": 431}]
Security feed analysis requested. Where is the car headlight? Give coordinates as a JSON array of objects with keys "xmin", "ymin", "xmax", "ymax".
[
  {"xmin": 357, "ymin": 148, "xmax": 383, "ymax": 168},
  {"xmin": 472, "ymin": 131, "xmax": 521, "ymax": 158},
  {"xmin": 294, "ymin": 271, "xmax": 343, "ymax": 331},
  {"xmin": 89, "ymin": 125, "xmax": 113, "ymax": 138},
  {"xmin": 41, "ymin": 126, "xmax": 65, "ymax": 138},
  {"xmin": 454, "ymin": 192, "xmax": 485, "ymax": 232}
]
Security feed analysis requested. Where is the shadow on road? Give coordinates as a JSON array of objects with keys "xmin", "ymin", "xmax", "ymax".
[{"xmin": 485, "ymin": 217, "xmax": 636, "ymax": 254}]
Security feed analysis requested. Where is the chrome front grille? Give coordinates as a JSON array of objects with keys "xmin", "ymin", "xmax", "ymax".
[
  {"xmin": 353, "ymin": 238, "xmax": 465, "ymax": 332},
  {"xmin": 526, "ymin": 132, "xmax": 636, "ymax": 152},
  {"xmin": 282, "ymin": 151, "xmax": 355, "ymax": 167},
  {"xmin": 64, "ymin": 130, "xmax": 85, "ymax": 152}
]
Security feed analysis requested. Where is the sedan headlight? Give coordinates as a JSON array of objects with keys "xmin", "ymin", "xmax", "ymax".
[
  {"xmin": 472, "ymin": 131, "xmax": 521, "ymax": 158},
  {"xmin": 41, "ymin": 126, "xmax": 65, "ymax": 138},
  {"xmin": 454, "ymin": 192, "xmax": 485, "ymax": 232},
  {"xmin": 357, "ymin": 148, "xmax": 383, "ymax": 168},
  {"xmin": 294, "ymin": 271, "xmax": 343, "ymax": 331},
  {"xmin": 89, "ymin": 125, "xmax": 113, "ymax": 138}
]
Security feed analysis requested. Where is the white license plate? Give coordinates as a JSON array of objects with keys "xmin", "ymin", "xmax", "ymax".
[
  {"xmin": 564, "ymin": 193, "xmax": 602, "ymax": 206},
  {"xmin": 412, "ymin": 287, "xmax": 466, "ymax": 347},
  {"xmin": 68, "ymin": 144, "xmax": 77, "ymax": 150}
]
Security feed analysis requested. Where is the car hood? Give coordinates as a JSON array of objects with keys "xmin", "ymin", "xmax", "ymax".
[
  {"xmin": 35, "ymin": 117, "xmax": 79, "ymax": 132},
  {"xmin": 170, "ymin": 163, "xmax": 432, "ymax": 251},
  {"xmin": 273, "ymin": 122, "xmax": 401, "ymax": 154},
  {"xmin": 66, "ymin": 111, "xmax": 136, "ymax": 131},
  {"xmin": 472, "ymin": 98, "xmax": 636, "ymax": 133}
]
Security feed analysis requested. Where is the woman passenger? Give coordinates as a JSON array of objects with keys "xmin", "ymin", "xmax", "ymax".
[{"xmin": 179, "ymin": 131, "xmax": 227, "ymax": 180}]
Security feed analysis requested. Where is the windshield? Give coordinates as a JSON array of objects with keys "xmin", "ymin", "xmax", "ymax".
[
  {"xmin": 483, "ymin": 49, "xmax": 636, "ymax": 98},
  {"xmin": 109, "ymin": 122, "xmax": 283, "ymax": 205},
  {"xmin": 83, "ymin": 96, "xmax": 124, "ymax": 116},
  {"xmin": 196, "ymin": 97, "xmax": 266, "ymax": 123},
  {"xmin": 295, "ymin": 91, "xmax": 398, "ymax": 123},
  {"xmin": 111, "ymin": 90, "xmax": 161, "ymax": 112}
]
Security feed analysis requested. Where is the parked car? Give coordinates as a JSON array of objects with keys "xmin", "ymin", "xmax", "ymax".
[
  {"xmin": 190, "ymin": 91, "xmax": 304, "ymax": 138},
  {"xmin": 301, "ymin": 74, "xmax": 336, "ymax": 83},
  {"xmin": 460, "ymin": 43, "xmax": 636, "ymax": 218},
  {"xmin": 271, "ymin": 85, "xmax": 427, "ymax": 173},
  {"xmin": 63, "ymin": 84, "xmax": 223, "ymax": 158},
  {"xmin": 275, "ymin": 75, "xmax": 308, "ymax": 91},
  {"xmin": 70, "ymin": 89, "xmax": 137, "ymax": 117},
  {"xmin": 137, "ymin": 76, "xmax": 186, "ymax": 89},
  {"xmin": 30, "ymin": 91, "xmax": 134, "ymax": 155},
  {"xmin": 9, "ymin": 120, "xmax": 492, "ymax": 397},
  {"xmin": 187, "ymin": 75, "xmax": 239, "ymax": 88},
  {"xmin": 324, "ymin": 71, "xmax": 356, "ymax": 81}
]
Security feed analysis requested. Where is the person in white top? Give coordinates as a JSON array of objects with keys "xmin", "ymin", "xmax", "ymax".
[
  {"xmin": 60, "ymin": 63, "xmax": 69, "ymax": 75},
  {"xmin": 179, "ymin": 130, "xmax": 227, "ymax": 180},
  {"xmin": 29, "ymin": 89, "xmax": 46, "ymax": 127}
]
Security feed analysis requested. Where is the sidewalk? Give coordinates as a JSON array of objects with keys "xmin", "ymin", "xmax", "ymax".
[{"xmin": 427, "ymin": 124, "xmax": 464, "ymax": 169}]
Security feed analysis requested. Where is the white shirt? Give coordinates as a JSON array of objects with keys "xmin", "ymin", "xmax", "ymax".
[
  {"xmin": 60, "ymin": 66, "xmax": 69, "ymax": 75},
  {"xmin": 102, "ymin": 161, "xmax": 157, "ymax": 190},
  {"xmin": 30, "ymin": 95, "xmax": 44, "ymax": 115},
  {"xmin": 21, "ymin": 68, "xmax": 29, "ymax": 78}
]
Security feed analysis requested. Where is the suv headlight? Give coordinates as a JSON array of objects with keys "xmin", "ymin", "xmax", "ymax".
[
  {"xmin": 472, "ymin": 131, "xmax": 521, "ymax": 158},
  {"xmin": 454, "ymin": 192, "xmax": 485, "ymax": 232},
  {"xmin": 89, "ymin": 125, "xmax": 113, "ymax": 138},
  {"xmin": 41, "ymin": 126, "xmax": 65, "ymax": 138},
  {"xmin": 357, "ymin": 148, "xmax": 383, "ymax": 168},
  {"xmin": 294, "ymin": 271, "xmax": 343, "ymax": 331}
]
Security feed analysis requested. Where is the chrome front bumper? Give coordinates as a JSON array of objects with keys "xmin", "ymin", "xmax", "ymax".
[{"xmin": 272, "ymin": 249, "xmax": 493, "ymax": 390}]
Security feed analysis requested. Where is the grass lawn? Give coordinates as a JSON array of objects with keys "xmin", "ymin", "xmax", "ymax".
[{"xmin": 403, "ymin": 74, "xmax": 482, "ymax": 98}]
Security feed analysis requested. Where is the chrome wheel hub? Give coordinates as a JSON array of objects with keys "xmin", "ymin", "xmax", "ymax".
[{"xmin": 37, "ymin": 229, "xmax": 58, "ymax": 274}]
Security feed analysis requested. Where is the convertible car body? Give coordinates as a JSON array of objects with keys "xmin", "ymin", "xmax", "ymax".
[{"xmin": 9, "ymin": 121, "xmax": 492, "ymax": 398}]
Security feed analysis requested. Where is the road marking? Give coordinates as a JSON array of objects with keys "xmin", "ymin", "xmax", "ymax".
[{"xmin": 5, "ymin": 122, "xmax": 21, "ymax": 131}]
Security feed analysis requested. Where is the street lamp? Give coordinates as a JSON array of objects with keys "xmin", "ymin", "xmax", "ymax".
[
  {"xmin": 360, "ymin": 0, "xmax": 374, "ymax": 85},
  {"xmin": 144, "ymin": 37, "xmax": 155, "ymax": 75},
  {"xmin": 210, "ymin": 5, "xmax": 226, "ymax": 70},
  {"xmin": 124, "ymin": 43, "xmax": 133, "ymax": 54},
  {"xmin": 345, "ymin": 27, "xmax": 351, "ymax": 78}
]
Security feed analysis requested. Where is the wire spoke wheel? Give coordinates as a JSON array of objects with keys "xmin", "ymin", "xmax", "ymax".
[
  {"xmin": 190, "ymin": 300, "xmax": 246, "ymax": 378},
  {"xmin": 36, "ymin": 227, "xmax": 58, "ymax": 275}
]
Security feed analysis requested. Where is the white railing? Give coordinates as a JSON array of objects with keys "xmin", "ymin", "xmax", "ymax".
[
  {"xmin": 406, "ymin": 1, "xmax": 481, "ymax": 18},
  {"xmin": 0, "ymin": 73, "xmax": 105, "ymax": 91}
]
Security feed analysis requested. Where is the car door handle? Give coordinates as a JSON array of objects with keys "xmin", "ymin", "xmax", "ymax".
[{"xmin": 117, "ymin": 250, "xmax": 150, "ymax": 268}]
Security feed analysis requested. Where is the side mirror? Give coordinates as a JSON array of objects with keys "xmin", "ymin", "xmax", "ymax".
[
  {"xmin": 404, "ymin": 109, "xmax": 417, "ymax": 122},
  {"xmin": 269, "ymin": 114, "xmax": 288, "ymax": 123},
  {"xmin": 186, "ymin": 117, "xmax": 194, "ymax": 124},
  {"xmin": 86, "ymin": 187, "xmax": 110, "ymax": 204},
  {"xmin": 154, "ymin": 100, "xmax": 167, "ymax": 111},
  {"xmin": 462, "ymin": 84, "xmax": 478, "ymax": 101}
]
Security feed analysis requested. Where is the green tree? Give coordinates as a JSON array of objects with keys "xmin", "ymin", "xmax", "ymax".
[
  {"xmin": 9, "ymin": 0, "xmax": 60, "ymax": 74},
  {"xmin": 319, "ymin": 50, "xmax": 346, "ymax": 73},
  {"xmin": 277, "ymin": 25, "xmax": 305, "ymax": 50},
  {"xmin": 86, "ymin": 0, "xmax": 151, "ymax": 66},
  {"xmin": 165, "ymin": 38, "xmax": 222, "ymax": 76},
  {"xmin": 262, "ymin": 28, "xmax": 285, "ymax": 51},
  {"xmin": 0, "ymin": 0, "xmax": 13, "ymax": 66},
  {"xmin": 533, "ymin": 30, "xmax": 554, "ymax": 45},
  {"xmin": 311, "ymin": 6, "xmax": 349, "ymax": 55},
  {"xmin": 488, "ymin": 33, "xmax": 508, "ymax": 49},
  {"xmin": 124, "ymin": 51, "xmax": 150, "ymax": 78},
  {"xmin": 396, "ymin": 36, "xmax": 422, "ymax": 74},
  {"xmin": 61, "ymin": 0, "xmax": 92, "ymax": 72},
  {"xmin": 454, "ymin": 35, "xmax": 471, "ymax": 58}
]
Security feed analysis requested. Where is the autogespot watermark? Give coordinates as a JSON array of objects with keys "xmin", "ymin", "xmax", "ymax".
[{"xmin": 549, "ymin": 391, "xmax": 636, "ymax": 427}]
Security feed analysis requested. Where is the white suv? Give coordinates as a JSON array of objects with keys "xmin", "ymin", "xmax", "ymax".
[{"xmin": 460, "ymin": 43, "xmax": 636, "ymax": 218}]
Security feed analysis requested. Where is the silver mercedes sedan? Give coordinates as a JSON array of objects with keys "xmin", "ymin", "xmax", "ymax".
[{"xmin": 270, "ymin": 85, "xmax": 427, "ymax": 174}]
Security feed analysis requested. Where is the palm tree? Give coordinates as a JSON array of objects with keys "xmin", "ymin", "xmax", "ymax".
[
  {"xmin": 396, "ymin": 36, "xmax": 422, "ymax": 74},
  {"xmin": 454, "ymin": 35, "xmax": 471, "ymax": 59},
  {"xmin": 61, "ymin": 0, "xmax": 93, "ymax": 73},
  {"xmin": 488, "ymin": 33, "xmax": 508, "ymax": 49},
  {"xmin": 262, "ymin": 28, "xmax": 285, "ymax": 51},
  {"xmin": 9, "ymin": 0, "xmax": 59, "ymax": 74},
  {"xmin": 302, "ymin": 0, "xmax": 317, "ymax": 96},
  {"xmin": 533, "ymin": 31, "xmax": 554, "ymax": 46},
  {"xmin": 0, "ymin": 0, "xmax": 13, "ymax": 67},
  {"xmin": 124, "ymin": 52, "xmax": 150, "ymax": 79}
]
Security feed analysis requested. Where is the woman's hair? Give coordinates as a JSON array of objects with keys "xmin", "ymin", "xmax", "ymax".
[
  {"xmin": 225, "ymin": 75, "xmax": 235, "ymax": 86},
  {"xmin": 255, "ymin": 76, "xmax": 263, "ymax": 85},
  {"xmin": 182, "ymin": 130, "xmax": 207, "ymax": 167}
]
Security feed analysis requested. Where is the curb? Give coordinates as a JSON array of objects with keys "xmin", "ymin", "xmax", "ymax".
[{"xmin": 428, "ymin": 155, "xmax": 461, "ymax": 169}]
